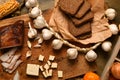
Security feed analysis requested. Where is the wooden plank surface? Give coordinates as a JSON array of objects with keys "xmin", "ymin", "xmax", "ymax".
[{"xmin": 0, "ymin": 10, "xmax": 97, "ymax": 80}]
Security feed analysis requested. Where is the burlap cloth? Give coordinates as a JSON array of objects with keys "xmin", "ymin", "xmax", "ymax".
[{"xmin": 49, "ymin": 0, "xmax": 112, "ymax": 45}]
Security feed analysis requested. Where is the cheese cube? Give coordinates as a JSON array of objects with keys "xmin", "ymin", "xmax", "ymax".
[
  {"xmin": 51, "ymin": 62, "xmax": 57, "ymax": 68},
  {"xmin": 26, "ymin": 64, "xmax": 39, "ymax": 76},
  {"xmin": 45, "ymin": 69, "xmax": 49, "ymax": 77},
  {"xmin": 42, "ymin": 71, "xmax": 48, "ymax": 78},
  {"xmin": 44, "ymin": 63, "xmax": 49, "ymax": 70},
  {"xmin": 49, "ymin": 55, "xmax": 55, "ymax": 61},
  {"xmin": 39, "ymin": 55, "xmax": 44, "ymax": 61},
  {"xmin": 58, "ymin": 71, "xmax": 63, "ymax": 78},
  {"xmin": 47, "ymin": 61, "xmax": 51, "ymax": 66},
  {"xmin": 49, "ymin": 69, "xmax": 53, "ymax": 76},
  {"xmin": 39, "ymin": 65, "xmax": 44, "ymax": 71}
]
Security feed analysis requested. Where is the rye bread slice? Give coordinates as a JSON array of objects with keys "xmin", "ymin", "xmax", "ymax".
[
  {"xmin": 71, "ymin": 11, "xmax": 94, "ymax": 26},
  {"xmin": 58, "ymin": 0, "xmax": 84, "ymax": 15},
  {"xmin": 75, "ymin": 0, "xmax": 91, "ymax": 18},
  {"xmin": 69, "ymin": 21, "xmax": 91, "ymax": 38},
  {"xmin": 0, "ymin": 20, "xmax": 24, "ymax": 49}
]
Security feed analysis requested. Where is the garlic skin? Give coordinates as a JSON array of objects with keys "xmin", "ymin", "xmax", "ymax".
[
  {"xmin": 42, "ymin": 29, "xmax": 53, "ymax": 40},
  {"xmin": 105, "ymin": 8, "xmax": 116, "ymax": 20},
  {"xmin": 34, "ymin": 16, "xmax": 46, "ymax": 29},
  {"xmin": 29, "ymin": 7, "xmax": 40, "ymax": 18},
  {"xmin": 52, "ymin": 39, "xmax": 63, "ymax": 50},
  {"xmin": 101, "ymin": 41, "xmax": 112, "ymax": 52},
  {"xmin": 85, "ymin": 50, "xmax": 97, "ymax": 62},
  {"xmin": 28, "ymin": 29, "xmax": 37, "ymax": 39},
  {"xmin": 108, "ymin": 24, "xmax": 118, "ymax": 35},
  {"xmin": 67, "ymin": 48, "xmax": 78, "ymax": 59},
  {"xmin": 28, "ymin": 22, "xmax": 37, "ymax": 39}
]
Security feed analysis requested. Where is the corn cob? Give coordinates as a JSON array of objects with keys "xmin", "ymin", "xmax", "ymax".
[{"xmin": 0, "ymin": 0, "xmax": 20, "ymax": 19}]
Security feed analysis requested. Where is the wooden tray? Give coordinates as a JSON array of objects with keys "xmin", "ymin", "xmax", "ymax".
[{"xmin": 0, "ymin": 10, "xmax": 97, "ymax": 80}]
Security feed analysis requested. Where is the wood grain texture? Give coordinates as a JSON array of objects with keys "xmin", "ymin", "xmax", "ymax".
[{"xmin": 0, "ymin": 10, "xmax": 97, "ymax": 80}]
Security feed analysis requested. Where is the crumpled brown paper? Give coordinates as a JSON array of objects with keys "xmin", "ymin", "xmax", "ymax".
[{"xmin": 49, "ymin": 0, "xmax": 112, "ymax": 45}]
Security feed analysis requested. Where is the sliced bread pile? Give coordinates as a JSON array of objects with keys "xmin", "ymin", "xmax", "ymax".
[{"xmin": 58, "ymin": 0, "xmax": 93, "ymax": 39}]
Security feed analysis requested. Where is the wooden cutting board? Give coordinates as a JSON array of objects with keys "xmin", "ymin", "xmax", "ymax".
[{"xmin": 0, "ymin": 10, "xmax": 97, "ymax": 80}]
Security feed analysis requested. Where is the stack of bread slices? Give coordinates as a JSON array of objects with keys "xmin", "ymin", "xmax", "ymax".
[{"xmin": 58, "ymin": 0, "xmax": 94, "ymax": 39}]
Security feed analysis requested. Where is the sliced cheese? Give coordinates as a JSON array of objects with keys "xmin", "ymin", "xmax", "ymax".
[{"xmin": 26, "ymin": 64, "xmax": 39, "ymax": 76}]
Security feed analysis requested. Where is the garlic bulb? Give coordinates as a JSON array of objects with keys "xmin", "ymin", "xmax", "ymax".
[
  {"xmin": 25, "ymin": 0, "xmax": 37, "ymax": 8},
  {"xmin": 67, "ymin": 48, "xmax": 78, "ymax": 59},
  {"xmin": 119, "ymin": 24, "xmax": 120, "ymax": 32},
  {"xmin": 105, "ymin": 8, "xmax": 116, "ymax": 20},
  {"xmin": 85, "ymin": 50, "xmax": 97, "ymax": 62},
  {"xmin": 28, "ymin": 0, "xmax": 37, "ymax": 7},
  {"xmin": 28, "ymin": 22, "xmax": 37, "ymax": 39},
  {"xmin": 34, "ymin": 16, "xmax": 46, "ymax": 29},
  {"xmin": 42, "ymin": 29, "xmax": 53, "ymax": 40},
  {"xmin": 29, "ymin": 7, "xmax": 40, "ymax": 18},
  {"xmin": 52, "ymin": 39, "xmax": 63, "ymax": 50},
  {"xmin": 101, "ymin": 41, "xmax": 112, "ymax": 52},
  {"xmin": 25, "ymin": 1, "xmax": 31, "ymax": 8},
  {"xmin": 108, "ymin": 24, "xmax": 118, "ymax": 35}
]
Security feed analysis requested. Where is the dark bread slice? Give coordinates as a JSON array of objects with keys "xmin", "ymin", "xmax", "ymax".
[
  {"xmin": 0, "ymin": 20, "xmax": 24, "ymax": 49},
  {"xmin": 69, "ymin": 21, "xmax": 91, "ymax": 38},
  {"xmin": 75, "ymin": 0, "xmax": 91, "ymax": 18},
  {"xmin": 58, "ymin": 0, "xmax": 84, "ymax": 15},
  {"xmin": 71, "ymin": 11, "xmax": 94, "ymax": 26}
]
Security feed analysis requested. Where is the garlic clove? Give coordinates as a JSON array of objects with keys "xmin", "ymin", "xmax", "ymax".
[
  {"xmin": 101, "ymin": 41, "xmax": 112, "ymax": 52},
  {"xmin": 67, "ymin": 48, "xmax": 78, "ymax": 59},
  {"xmin": 26, "ymin": 51, "xmax": 32, "ymax": 58},
  {"xmin": 42, "ymin": 29, "xmax": 53, "ymax": 40},
  {"xmin": 85, "ymin": 50, "xmax": 97, "ymax": 62},
  {"xmin": 52, "ymin": 39, "xmax": 63, "ymax": 50},
  {"xmin": 105, "ymin": 8, "xmax": 116, "ymax": 20},
  {"xmin": 33, "ymin": 44, "xmax": 41, "ymax": 48},
  {"xmin": 38, "ymin": 37, "xmax": 43, "ymax": 44},
  {"xmin": 33, "ymin": 16, "xmax": 46, "ymax": 29},
  {"xmin": 27, "ymin": 40, "xmax": 32, "ymax": 49},
  {"xmin": 13, "ymin": 71, "xmax": 20, "ymax": 80},
  {"xmin": 29, "ymin": 7, "xmax": 40, "ymax": 18},
  {"xmin": 108, "ymin": 24, "xmax": 119, "ymax": 35}
]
